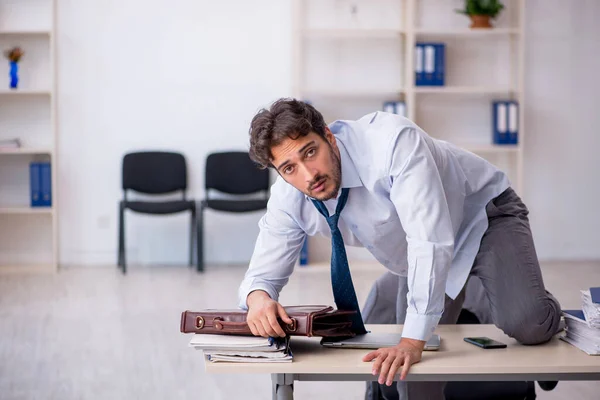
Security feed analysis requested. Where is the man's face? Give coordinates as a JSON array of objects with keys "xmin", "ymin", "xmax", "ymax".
[{"xmin": 271, "ymin": 129, "xmax": 342, "ymax": 201}]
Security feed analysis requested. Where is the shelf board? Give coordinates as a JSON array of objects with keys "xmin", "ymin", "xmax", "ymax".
[
  {"xmin": 0, "ymin": 148, "xmax": 53, "ymax": 155},
  {"xmin": 0, "ymin": 207, "xmax": 54, "ymax": 215},
  {"xmin": 0, "ymin": 264, "xmax": 55, "ymax": 274},
  {"xmin": 303, "ymin": 29, "xmax": 404, "ymax": 39},
  {"xmin": 0, "ymin": 89, "xmax": 51, "ymax": 96},
  {"xmin": 414, "ymin": 28, "xmax": 520, "ymax": 37},
  {"xmin": 414, "ymin": 86, "xmax": 516, "ymax": 94},
  {"xmin": 0, "ymin": 30, "xmax": 51, "ymax": 36},
  {"xmin": 301, "ymin": 88, "xmax": 404, "ymax": 98},
  {"xmin": 460, "ymin": 144, "xmax": 520, "ymax": 154}
]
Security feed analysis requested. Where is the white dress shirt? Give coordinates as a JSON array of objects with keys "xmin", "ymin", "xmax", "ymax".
[{"xmin": 238, "ymin": 111, "xmax": 510, "ymax": 341}]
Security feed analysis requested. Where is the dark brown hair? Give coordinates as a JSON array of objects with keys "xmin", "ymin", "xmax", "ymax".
[{"xmin": 248, "ymin": 98, "xmax": 327, "ymax": 169}]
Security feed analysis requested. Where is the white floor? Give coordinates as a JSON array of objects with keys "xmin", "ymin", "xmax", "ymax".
[{"xmin": 1, "ymin": 261, "xmax": 599, "ymax": 399}]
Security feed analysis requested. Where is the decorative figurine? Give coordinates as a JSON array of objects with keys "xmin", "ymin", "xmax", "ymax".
[{"xmin": 4, "ymin": 46, "xmax": 24, "ymax": 89}]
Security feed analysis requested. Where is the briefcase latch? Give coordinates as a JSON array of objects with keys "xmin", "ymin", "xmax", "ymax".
[
  {"xmin": 286, "ymin": 318, "xmax": 297, "ymax": 333},
  {"xmin": 195, "ymin": 316, "xmax": 205, "ymax": 330}
]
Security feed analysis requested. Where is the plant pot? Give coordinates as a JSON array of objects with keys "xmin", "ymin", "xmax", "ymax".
[{"xmin": 470, "ymin": 15, "xmax": 492, "ymax": 29}]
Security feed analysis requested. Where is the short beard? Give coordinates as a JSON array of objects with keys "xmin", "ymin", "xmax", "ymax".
[{"xmin": 309, "ymin": 145, "xmax": 342, "ymax": 201}]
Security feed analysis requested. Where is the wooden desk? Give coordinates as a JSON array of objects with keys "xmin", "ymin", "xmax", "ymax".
[{"xmin": 204, "ymin": 324, "xmax": 600, "ymax": 400}]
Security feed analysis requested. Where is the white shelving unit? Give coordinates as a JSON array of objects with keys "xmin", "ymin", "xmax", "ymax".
[
  {"xmin": 413, "ymin": 86, "xmax": 514, "ymax": 94},
  {"xmin": 293, "ymin": 0, "xmax": 525, "ymax": 190},
  {"xmin": 0, "ymin": 89, "xmax": 52, "ymax": 95},
  {"xmin": 301, "ymin": 88, "xmax": 405, "ymax": 98},
  {"xmin": 414, "ymin": 27, "xmax": 520, "ymax": 36},
  {"xmin": 0, "ymin": 206, "xmax": 54, "ymax": 215},
  {"xmin": 0, "ymin": 148, "xmax": 53, "ymax": 155},
  {"xmin": 292, "ymin": 0, "xmax": 525, "ymax": 263},
  {"xmin": 0, "ymin": 0, "xmax": 57, "ymax": 273},
  {"xmin": 303, "ymin": 29, "xmax": 405, "ymax": 39},
  {"xmin": 0, "ymin": 30, "xmax": 51, "ymax": 35}
]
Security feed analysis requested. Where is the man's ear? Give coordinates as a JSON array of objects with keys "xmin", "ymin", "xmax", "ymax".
[{"xmin": 324, "ymin": 127, "xmax": 337, "ymax": 147}]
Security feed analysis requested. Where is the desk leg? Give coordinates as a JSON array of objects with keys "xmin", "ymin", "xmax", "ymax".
[{"xmin": 272, "ymin": 373, "xmax": 294, "ymax": 400}]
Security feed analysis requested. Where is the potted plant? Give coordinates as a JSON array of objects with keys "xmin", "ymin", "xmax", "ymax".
[{"xmin": 456, "ymin": 0, "xmax": 504, "ymax": 29}]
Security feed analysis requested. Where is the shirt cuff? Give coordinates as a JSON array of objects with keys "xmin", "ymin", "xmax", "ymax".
[
  {"xmin": 238, "ymin": 280, "xmax": 279, "ymax": 310},
  {"xmin": 401, "ymin": 312, "xmax": 441, "ymax": 342}
]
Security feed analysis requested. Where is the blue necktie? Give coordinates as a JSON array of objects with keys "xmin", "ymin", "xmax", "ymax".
[{"xmin": 311, "ymin": 188, "xmax": 367, "ymax": 334}]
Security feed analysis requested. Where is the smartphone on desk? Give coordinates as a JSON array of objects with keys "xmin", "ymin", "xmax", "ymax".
[{"xmin": 464, "ymin": 337, "xmax": 507, "ymax": 349}]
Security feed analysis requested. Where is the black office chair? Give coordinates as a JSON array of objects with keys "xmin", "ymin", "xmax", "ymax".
[
  {"xmin": 118, "ymin": 151, "xmax": 199, "ymax": 273},
  {"xmin": 197, "ymin": 151, "xmax": 270, "ymax": 272}
]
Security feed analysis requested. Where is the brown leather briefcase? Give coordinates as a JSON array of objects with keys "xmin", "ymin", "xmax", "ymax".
[{"xmin": 180, "ymin": 305, "xmax": 356, "ymax": 338}]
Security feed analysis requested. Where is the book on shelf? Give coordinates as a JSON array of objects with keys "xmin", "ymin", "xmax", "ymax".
[
  {"xmin": 415, "ymin": 44, "xmax": 424, "ymax": 86},
  {"xmin": 383, "ymin": 101, "xmax": 406, "ymax": 117},
  {"xmin": 30, "ymin": 161, "xmax": 52, "ymax": 207},
  {"xmin": 492, "ymin": 101, "xmax": 519, "ymax": 145},
  {"xmin": 415, "ymin": 42, "xmax": 445, "ymax": 86},
  {"xmin": 299, "ymin": 236, "xmax": 309, "ymax": 266}
]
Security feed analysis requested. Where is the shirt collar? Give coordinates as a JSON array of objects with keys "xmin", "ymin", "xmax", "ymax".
[{"xmin": 337, "ymin": 139, "xmax": 362, "ymax": 189}]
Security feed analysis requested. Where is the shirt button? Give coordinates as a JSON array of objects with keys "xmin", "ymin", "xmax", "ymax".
[
  {"xmin": 351, "ymin": 224, "xmax": 358, "ymax": 229},
  {"xmin": 367, "ymin": 245, "xmax": 374, "ymax": 250}
]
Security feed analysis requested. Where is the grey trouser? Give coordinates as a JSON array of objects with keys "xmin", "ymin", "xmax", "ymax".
[{"xmin": 362, "ymin": 187, "xmax": 562, "ymax": 400}]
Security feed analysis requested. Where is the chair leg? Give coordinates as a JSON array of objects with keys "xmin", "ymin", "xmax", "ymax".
[
  {"xmin": 189, "ymin": 208, "xmax": 196, "ymax": 267},
  {"xmin": 117, "ymin": 204, "xmax": 123, "ymax": 269},
  {"xmin": 197, "ymin": 204, "xmax": 204, "ymax": 272},
  {"xmin": 118, "ymin": 203, "xmax": 126, "ymax": 274}
]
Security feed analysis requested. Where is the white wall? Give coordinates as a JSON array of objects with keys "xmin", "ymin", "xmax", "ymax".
[
  {"xmin": 57, "ymin": 0, "xmax": 292, "ymax": 265},
  {"xmin": 57, "ymin": 0, "xmax": 600, "ymax": 266},
  {"xmin": 524, "ymin": 0, "xmax": 600, "ymax": 259}
]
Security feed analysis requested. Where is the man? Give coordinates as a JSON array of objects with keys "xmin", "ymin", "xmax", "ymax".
[{"xmin": 238, "ymin": 98, "xmax": 561, "ymax": 398}]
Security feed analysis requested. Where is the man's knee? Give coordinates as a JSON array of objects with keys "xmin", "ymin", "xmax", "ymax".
[{"xmin": 499, "ymin": 298, "xmax": 562, "ymax": 345}]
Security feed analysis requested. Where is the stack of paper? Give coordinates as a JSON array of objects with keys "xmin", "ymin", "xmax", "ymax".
[
  {"xmin": 189, "ymin": 334, "xmax": 293, "ymax": 363},
  {"xmin": 560, "ymin": 310, "xmax": 600, "ymax": 355},
  {"xmin": 581, "ymin": 287, "xmax": 600, "ymax": 328}
]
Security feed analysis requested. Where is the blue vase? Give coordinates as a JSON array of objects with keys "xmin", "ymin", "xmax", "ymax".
[{"xmin": 9, "ymin": 61, "xmax": 18, "ymax": 89}]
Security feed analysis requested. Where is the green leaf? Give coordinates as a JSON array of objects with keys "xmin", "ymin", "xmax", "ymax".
[{"xmin": 455, "ymin": 0, "xmax": 505, "ymax": 19}]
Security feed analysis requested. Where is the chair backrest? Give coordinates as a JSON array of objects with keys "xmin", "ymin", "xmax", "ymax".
[
  {"xmin": 122, "ymin": 151, "xmax": 187, "ymax": 195},
  {"xmin": 205, "ymin": 151, "xmax": 269, "ymax": 195}
]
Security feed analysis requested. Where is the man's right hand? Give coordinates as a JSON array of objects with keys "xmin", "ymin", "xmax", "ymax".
[{"xmin": 246, "ymin": 290, "xmax": 293, "ymax": 338}]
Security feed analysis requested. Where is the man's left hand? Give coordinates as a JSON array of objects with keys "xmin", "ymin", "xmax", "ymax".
[{"xmin": 362, "ymin": 338, "xmax": 425, "ymax": 386}]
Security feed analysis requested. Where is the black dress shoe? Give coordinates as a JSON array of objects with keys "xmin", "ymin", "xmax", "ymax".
[{"xmin": 537, "ymin": 380, "xmax": 559, "ymax": 391}]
